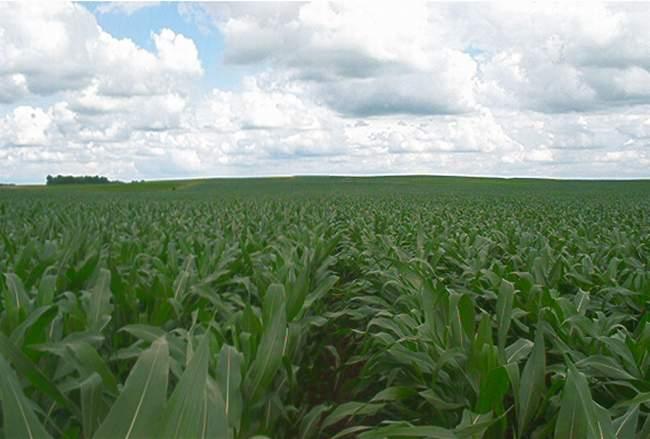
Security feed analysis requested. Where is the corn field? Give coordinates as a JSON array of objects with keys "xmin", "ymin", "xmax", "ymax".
[{"xmin": 0, "ymin": 177, "xmax": 649, "ymax": 438}]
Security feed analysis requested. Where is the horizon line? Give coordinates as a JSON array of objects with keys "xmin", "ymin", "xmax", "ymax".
[{"xmin": 6, "ymin": 172, "xmax": 650, "ymax": 186}]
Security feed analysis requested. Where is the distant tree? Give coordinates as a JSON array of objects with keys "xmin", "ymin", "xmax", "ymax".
[{"xmin": 45, "ymin": 174, "xmax": 113, "ymax": 185}]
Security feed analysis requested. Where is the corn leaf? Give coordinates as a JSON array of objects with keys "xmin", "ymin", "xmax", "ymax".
[
  {"xmin": 0, "ymin": 354, "xmax": 52, "ymax": 439},
  {"xmin": 93, "ymin": 337, "xmax": 169, "ymax": 439}
]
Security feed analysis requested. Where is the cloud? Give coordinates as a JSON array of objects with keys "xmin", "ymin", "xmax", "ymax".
[
  {"xmin": 201, "ymin": 2, "xmax": 477, "ymax": 117},
  {"xmin": 0, "ymin": 74, "xmax": 29, "ymax": 103},
  {"xmin": 464, "ymin": 3, "xmax": 650, "ymax": 113},
  {"xmin": 0, "ymin": 3, "xmax": 202, "ymax": 101},
  {"xmin": 2, "ymin": 1, "xmax": 650, "ymax": 183},
  {"xmin": 1, "ymin": 106, "xmax": 53, "ymax": 146},
  {"xmin": 200, "ymin": 2, "xmax": 650, "ymax": 116},
  {"xmin": 153, "ymin": 28, "xmax": 203, "ymax": 75},
  {"xmin": 96, "ymin": 2, "xmax": 159, "ymax": 16}
]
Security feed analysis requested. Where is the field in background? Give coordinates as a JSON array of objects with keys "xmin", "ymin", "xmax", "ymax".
[
  {"xmin": 11, "ymin": 174, "xmax": 650, "ymax": 200},
  {"xmin": 1, "ymin": 176, "xmax": 649, "ymax": 438}
]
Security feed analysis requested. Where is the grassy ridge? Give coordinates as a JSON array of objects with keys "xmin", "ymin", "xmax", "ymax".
[{"xmin": 0, "ymin": 176, "xmax": 649, "ymax": 438}]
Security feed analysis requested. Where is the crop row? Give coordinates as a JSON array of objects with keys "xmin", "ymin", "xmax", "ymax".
[{"xmin": 0, "ymin": 188, "xmax": 649, "ymax": 438}]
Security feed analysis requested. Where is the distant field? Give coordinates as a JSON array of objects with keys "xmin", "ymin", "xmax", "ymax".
[
  {"xmin": 7, "ymin": 174, "xmax": 650, "ymax": 197},
  {"xmin": 1, "ymin": 176, "xmax": 649, "ymax": 438}
]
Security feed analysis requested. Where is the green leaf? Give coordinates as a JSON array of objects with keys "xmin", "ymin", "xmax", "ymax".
[
  {"xmin": 612, "ymin": 404, "xmax": 638, "ymax": 439},
  {"xmin": 286, "ymin": 265, "xmax": 309, "ymax": 321},
  {"xmin": 243, "ymin": 283, "xmax": 287, "ymax": 402},
  {"xmin": 120, "ymin": 324, "xmax": 166, "ymax": 340},
  {"xmin": 83, "ymin": 268, "xmax": 113, "ymax": 333},
  {"xmin": 4, "ymin": 272, "xmax": 30, "ymax": 309},
  {"xmin": 120, "ymin": 324, "xmax": 184, "ymax": 359},
  {"xmin": 159, "ymin": 333, "xmax": 212, "ymax": 438},
  {"xmin": 34, "ymin": 336, "xmax": 118, "ymax": 395},
  {"xmin": 370, "ymin": 386, "xmax": 417, "ymax": 403},
  {"xmin": 303, "ymin": 274, "xmax": 338, "ymax": 311},
  {"xmin": 172, "ymin": 255, "xmax": 194, "ymax": 302},
  {"xmin": 81, "ymin": 372, "xmax": 107, "ymax": 439},
  {"xmin": 505, "ymin": 338, "xmax": 533, "ymax": 364},
  {"xmin": 496, "ymin": 280, "xmax": 515, "ymax": 358},
  {"xmin": 322, "ymin": 402, "xmax": 384, "ymax": 430},
  {"xmin": 419, "ymin": 389, "xmax": 466, "ymax": 411},
  {"xmin": 504, "ymin": 361, "xmax": 520, "ymax": 399},
  {"xmin": 36, "ymin": 273, "xmax": 57, "ymax": 307},
  {"xmin": 574, "ymin": 289, "xmax": 590, "ymax": 315},
  {"xmin": 576, "ymin": 355, "xmax": 636, "ymax": 381},
  {"xmin": 455, "ymin": 410, "xmax": 495, "ymax": 437},
  {"xmin": 359, "ymin": 423, "xmax": 457, "ymax": 439},
  {"xmin": 0, "ymin": 354, "xmax": 52, "ymax": 439},
  {"xmin": 93, "ymin": 337, "xmax": 169, "ymax": 439},
  {"xmin": 594, "ymin": 404, "xmax": 616, "ymax": 439},
  {"xmin": 329, "ymin": 426, "xmax": 372, "ymax": 439},
  {"xmin": 612, "ymin": 392, "xmax": 650, "ymax": 409},
  {"xmin": 10, "ymin": 305, "xmax": 57, "ymax": 348},
  {"xmin": 205, "ymin": 377, "xmax": 230, "ymax": 439},
  {"xmin": 554, "ymin": 364, "xmax": 615, "ymax": 439},
  {"xmin": 0, "ymin": 333, "xmax": 78, "ymax": 417},
  {"xmin": 449, "ymin": 293, "xmax": 474, "ymax": 346},
  {"xmin": 67, "ymin": 341, "xmax": 119, "ymax": 395},
  {"xmin": 240, "ymin": 304, "xmax": 262, "ymax": 336},
  {"xmin": 517, "ymin": 327, "xmax": 545, "ymax": 434},
  {"xmin": 477, "ymin": 366, "xmax": 509, "ymax": 414},
  {"xmin": 4, "ymin": 272, "xmax": 31, "ymax": 327},
  {"xmin": 217, "ymin": 344, "xmax": 243, "ymax": 431},
  {"xmin": 299, "ymin": 404, "xmax": 331, "ymax": 439}
]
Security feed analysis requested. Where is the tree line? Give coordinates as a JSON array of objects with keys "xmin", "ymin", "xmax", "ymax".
[{"xmin": 46, "ymin": 175, "xmax": 113, "ymax": 185}]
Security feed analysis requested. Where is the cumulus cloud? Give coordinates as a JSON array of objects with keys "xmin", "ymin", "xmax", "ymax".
[
  {"xmin": 464, "ymin": 3, "xmax": 650, "ymax": 112},
  {"xmin": 0, "ymin": 3, "xmax": 202, "ymax": 101},
  {"xmin": 1, "ymin": 1, "xmax": 650, "ymax": 183},
  {"xmin": 0, "ymin": 107, "xmax": 53, "ymax": 146},
  {"xmin": 0, "ymin": 74, "xmax": 29, "ymax": 103},
  {"xmin": 202, "ymin": 2, "xmax": 650, "ymax": 116},
  {"xmin": 201, "ymin": 1, "xmax": 478, "ymax": 117}
]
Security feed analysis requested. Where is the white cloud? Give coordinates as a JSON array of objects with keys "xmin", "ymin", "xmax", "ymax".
[
  {"xmin": 0, "ymin": 74, "xmax": 29, "ymax": 103},
  {"xmin": 96, "ymin": 2, "xmax": 159, "ymax": 16},
  {"xmin": 202, "ymin": 2, "xmax": 650, "ymax": 115},
  {"xmin": 2, "ymin": 1, "xmax": 650, "ymax": 183},
  {"xmin": 1, "ymin": 106, "xmax": 52, "ymax": 146},
  {"xmin": 153, "ymin": 28, "xmax": 203, "ymax": 75},
  {"xmin": 204, "ymin": 1, "xmax": 477, "ymax": 117},
  {"xmin": 0, "ymin": 4, "xmax": 202, "ymax": 100}
]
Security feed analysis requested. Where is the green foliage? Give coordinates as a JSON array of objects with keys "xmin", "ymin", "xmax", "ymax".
[
  {"xmin": 0, "ymin": 176, "xmax": 649, "ymax": 437},
  {"xmin": 46, "ymin": 175, "xmax": 114, "ymax": 185}
]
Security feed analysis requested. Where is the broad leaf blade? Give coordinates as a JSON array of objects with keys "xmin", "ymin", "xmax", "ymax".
[
  {"xmin": 496, "ymin": 280, "xmax": 514, "ymax": 358},
  {"xmin": 159, "ymin": 333, "xmax": 211, "ymax": 439},
  {"xmin": 217, "ymin": 344, "xmax": 243, "ymax": 431},
  {"xmin": 84, "ymin": 268, "xmax": 113, "ymax": 333},
  {"xmin": 554, "ymin": 364, "xmax": 615, "ymax": 439},
  {"xmin": 612, "ymin": 404, "xmax": 639, "ymax": 439},
  {"xmin": 205, "ymin": 377, "xmax": 230, "ymax": 439},
  {"xmin": 0, "ymin": 354, "xmax": 52, "ymax": 439},
  {"xmin": 93, "ymin": 337, "xmax": 169, "ymax": 439},
  {"xmin": 517, "ymin": 327, "xmax": 545, "ymax": 434},
  {"xmin": 81, "ymin": 372, "xmax": 107, "ymax": 439},
  {"xmin": 243, "ymin": 283, "xmax": 287, "ymax": 403},
  {"xmin": 359, "ymin": 423, "xmax": 457, "ymax": 439},
  {"xmin": 0, "ymin": 333, "xmax": 79, "ymax": 417}
]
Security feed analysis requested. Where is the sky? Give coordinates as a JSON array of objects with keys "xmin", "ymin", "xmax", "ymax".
[{"xmin": 1, "ymin": 2, "xmax": 650, "ymax": 184}]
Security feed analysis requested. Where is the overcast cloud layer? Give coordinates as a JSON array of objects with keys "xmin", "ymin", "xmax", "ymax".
[{"xmin": 1, "ymin": 1, "xmax": 650, "ymax": 183}]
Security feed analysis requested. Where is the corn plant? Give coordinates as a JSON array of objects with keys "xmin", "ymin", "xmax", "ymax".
[{"xmin": 0, "ymin": 176, "xmax": 649, "ymax": 438}]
